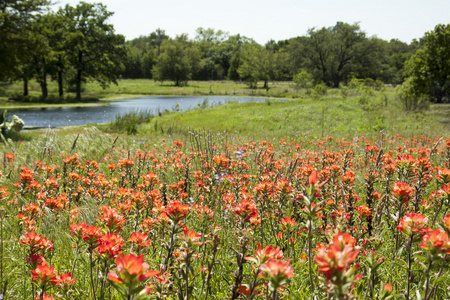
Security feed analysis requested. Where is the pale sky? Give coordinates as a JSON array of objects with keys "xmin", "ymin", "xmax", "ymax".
[{"xmin": 53, "ymin": 0, "xmax": 450, "ymax": 44}]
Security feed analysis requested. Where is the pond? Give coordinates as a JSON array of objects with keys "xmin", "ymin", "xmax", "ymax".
[{"xmin": 9, "ymin": 96, "xmax": 274, "ymax": 128}]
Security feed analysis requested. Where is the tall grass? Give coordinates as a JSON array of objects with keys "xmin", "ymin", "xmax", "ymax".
[
  {"xmin": 107, "ymin": 109, "xmax": 154, "ymax": 135},
  {"xmin": 0, "ymin": 127, "xmax": 449, "ymax": 299}
]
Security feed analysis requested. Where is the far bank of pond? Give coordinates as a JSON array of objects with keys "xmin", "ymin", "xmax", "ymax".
[{"xmin": 9, "ymin": 96, "xmax": 282, "ymax": 128}]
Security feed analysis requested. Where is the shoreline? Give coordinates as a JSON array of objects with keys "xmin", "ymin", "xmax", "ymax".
[
  {"xmin": 0, "ymin": 93, "xmax": 285, "ymax": 109},
  {"xmin": 0, "ymin": 95, "xmax": 149, "ymax": 109}
]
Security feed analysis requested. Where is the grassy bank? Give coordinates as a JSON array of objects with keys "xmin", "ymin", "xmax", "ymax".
[
  {"xmin": 0, "ymin": 79, "xmax": 298, "ymax": 108},
  {"xmin": 99, "ymin": 87, "xmax": 449, "ymax": 141}
]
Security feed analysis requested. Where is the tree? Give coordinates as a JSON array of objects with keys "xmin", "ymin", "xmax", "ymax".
[
  {"xmin": 237, "ymin": 43, "xmax": 279, "ymax": 88},
  {"xmin": 25, "ymin": 14, "xmax": 57, "ymax": 100},
  {"xmin": 194, "ymin": 27, "xmax": 232, "ymax": 80},
  {"xmin": 378, "ymin": 39, "xmax": 417, "ymax": 84},
  {"xmin": 150, "ymin": 28, "xmax": 169, "ymax": 56},
  {"xmin": 122, "ymin": 29, "xmax": 169, "ymax": 79},
  {"xmin": 44, "ymin": 12, "xmax": 70, "ymax": 99},
  {"xmin": 152, "ymin": 36, "xmax": 202, "ymax": 86},
  {"xmin": 303, "ymin": 22, "xmax": 380, "ymax": 87},
  {"xmin": 226, "ymin": 34, "xmax": 254, "ymax": 80},
  {"xmin": 60, "ymin": 2, "xmax": 126, "ymax": 100},
  {"xmin": 405, "ymin": 24, "xmax": 450, "ymax": 103},
  {"xmin": 0, "ymin": 0, "xmax": 50, "ymax": 80}
]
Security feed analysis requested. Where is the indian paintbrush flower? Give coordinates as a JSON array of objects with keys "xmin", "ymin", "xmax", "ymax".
[{"xmin": 108, "ymin": 253, "xmax": 158, "ymax": 299}]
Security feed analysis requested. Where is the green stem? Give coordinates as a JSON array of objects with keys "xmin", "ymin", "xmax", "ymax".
[
  {"xmin": 99, "ymin": 259, "xmax": 109, "ymax": 300},
  {"xmin": 271, "ymin": 289, "xmax": 277, "ymax": 300},
  {"xmin": 185, "ymin": 247, "xmax": 190, "ymax": 300},
  {"xmin": 425, "ymin": 254, "xmax": 447, "ymax": 300},
  {"xmin": 39, "ymin": 283, "xmax": 46, "ymax": 300},
  {"xmin": 0, "ymin": 213, "xmax": 3, "ymax": 289},
  {"xmin": 89, "ymin": 251, "xmax": 97, "ymax": 300},
  {"xmin": 406, "ymin": 234, "xmax": 414, "ymax": 300},
  {"xmin": 308, "ymin": 218, "xmax": 315, "ymax": 294},
  {"xmin": 163, "ymin": 222, "xmax": 177, "ymax": 272},
  {"xmin": 424, "ymin": 259, "xmax": 433, "ymax": 299}
]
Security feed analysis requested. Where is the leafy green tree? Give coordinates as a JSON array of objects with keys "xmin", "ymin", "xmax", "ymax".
[
  {"xmin": 26, "ymin": 14, "xmax": 58, "ymax": 100},
  {"xmin": 9, "ymin": 11, "xmax": 59, "ymax": 99},
  {"xmin": 226, "ymin": 34, "xmax": 254, "ymax": 80},
  {"xmin": 228, "ymin": 52, "xmax": 241, "ymax": 81},
  {"xmin": 405, "ymin": 24, "xmax": 450, "ymax": 103},
  {"xmin": 60, "ymin": 2, "xmax": 126, "ymax": 100},
  {"xmin": 44, "ymin": 12, "xmax": 70, "ymax": 99},
  {"xmin": 123, "ymin": 29, "xmax": 168, "ymax": 79},
  {"xmin": 14, "ymin": 12, "xmax": 68, "ymax": 100},
  {"xmin": 152, "ymin": 36, "xmax": 202, "ymax": 86},
  {"xmin": 13, "ymin": 28, "xmax": 36, "ymax": 96},
  {"xmin": 193, "ymin": 28, "xmax": 257, "ymax": 81},
  {"xmin": 0, "ymin": 0, "xmax": 50, "ymax": 80},
  {"xmin": 303, "ymin": 22, "xmax": 381, "ymax": 87},
  {"xmin": 237, "ymin": 43, "xmax": 279, "ymax": 88},
  {"xmin": 150, "ymin": 28, "xmax": 169, "ymax": 56},
  {"xmin": 378, "ymin": 39, "xmax": 418, "ymax": 84}
]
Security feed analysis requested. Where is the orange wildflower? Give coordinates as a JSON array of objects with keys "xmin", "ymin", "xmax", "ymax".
[
  {"xmin": 234, "ymin": 199, "xmax": 258, "ymax": 222},
  {"xmin": 31, "ymin": 262, "xmax": 58, "ymax": 285},
  {"xmin": 108, "ymin": 254, "xmax": 158, "ymax": 287},
  {"xmin": 314, "ymin": 238, "xmax": 359, "ymax": 284},
  {"xmin": 259, "ymin": 259, "xmax": 294, "ymax": 290},
  {"xmin": 397, "ymin": 212, "xmax": 428, "ymax": 237},
  {"xmin": 19, "ymin": 231, "xmax": 53, "ymax": 255},
  {"xmin": 392, "ymin": 181, "xmax": 414, "ymax": 202},
  {"xmin": 165, "ymin": 200, "xmax": 190, "ymax": 222},
  {"xmin": 245, "ymin": 243, "xmax": 284, "ymax": 266},
  {"xmin": 419, "ymin": 229, "xmax": 450, "ymax": 255}
]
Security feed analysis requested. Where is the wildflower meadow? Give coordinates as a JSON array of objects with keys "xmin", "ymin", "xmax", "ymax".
[{"xmin": 0, "ymin": 128, "xmax": 449, "ymax": 299}]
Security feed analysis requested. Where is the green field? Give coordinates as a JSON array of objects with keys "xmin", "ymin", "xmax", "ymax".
[{"xmin": 0, "ymin": 80, "xmax": 449, "ymax": 299}]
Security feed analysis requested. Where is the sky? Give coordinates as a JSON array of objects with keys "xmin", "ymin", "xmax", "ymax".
[{"xmin": 53, "ymin": 0, "xmax": 450, "ymax": 44}]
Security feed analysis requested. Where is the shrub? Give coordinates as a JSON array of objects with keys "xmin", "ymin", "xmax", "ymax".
[
  {"xmin": 108, "ymin": 109, "xmax": 153, "ymax": 134},
  {"xmin": 293, "ymin": 69, "xmax": 313, "ymax": 90},
  {"xmin": 396, "ymin": 78, "xmax": 430, "ymax": 111}
]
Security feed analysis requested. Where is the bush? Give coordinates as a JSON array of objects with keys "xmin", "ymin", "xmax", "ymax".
[
  {"xmin": 293, "ymin": 69, "xmax": 313, "ymax": 90},
  {"xmin": 309, "ymin": 83, "xmax": 328, "ymax": 99},
  {"xmin": 396, "ymin": 78, "xmax": 430, "ymax": 111},
  {"xmin": 107, "ymin": 109, "xmax": 153, "ymax": 134}
]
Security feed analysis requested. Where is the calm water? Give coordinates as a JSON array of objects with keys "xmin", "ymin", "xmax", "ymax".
[{"xmin": 10, "ymin": 96, "xmax": 273, "ymax": 128}]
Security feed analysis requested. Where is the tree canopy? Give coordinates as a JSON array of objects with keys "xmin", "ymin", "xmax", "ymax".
[
  {"xmin": 60, "ymin": 2, "xmax": 126, "ymax": 100},
  {"xmin": 0, "ymin": 0, "xmax": 50, "ymax": 80},
  {"xmin": 152, "ymin": 36, "xmax": 202, "ymax": 86},
  {"xmin": 1, "ymin": 1, "xmax": 125, "ymax": 100},
  {"xmin": 405, "ymin": 24, "xmax": 450, "ymax": 103}
]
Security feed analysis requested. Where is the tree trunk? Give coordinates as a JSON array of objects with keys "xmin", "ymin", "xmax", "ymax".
[
  {"xmin": 23, "ymin": 75, "xmax": 29, "ymax": 96},
  {"xmin": 76, "ymin": 50, "xmax": 83, "ymax": 100},
  {"xmin": 57, "ymin": 56, "xmax": 64, "ymax": 99},
  {"xmin": 40, "ymin": 58, "xmax": 48, "ymax": 100},
  {"xmin": 40, "ymin": 76, "xmax": 48, "ymax": 100},
  {"xmin": 76, "ymin": 70, "xmax": 82, "ymax": 100},
  {"xmin": 58, "ymin": 70, "xmax": 64, "ymax": 99}
]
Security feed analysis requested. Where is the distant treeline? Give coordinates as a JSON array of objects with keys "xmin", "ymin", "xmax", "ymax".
[
  {"xmin": 123, "ymin": 24, "xmax": 420, "ymax": 88},
  {"xmin": 1, "ymin": 1, "xmax": 448, "ymax": 103}
]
